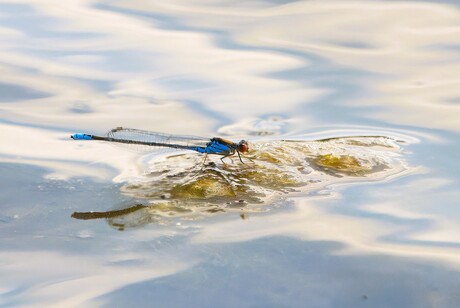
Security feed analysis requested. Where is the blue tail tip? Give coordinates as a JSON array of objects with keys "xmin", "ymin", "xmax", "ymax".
[{"xmin": 71, "ymin": 133, "xmax": 92, "ymax": 140}]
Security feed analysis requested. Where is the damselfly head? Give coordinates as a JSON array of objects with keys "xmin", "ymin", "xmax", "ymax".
[{"xmin": 238, "ymin": 140, "xmax": 249, "ymax": 153}]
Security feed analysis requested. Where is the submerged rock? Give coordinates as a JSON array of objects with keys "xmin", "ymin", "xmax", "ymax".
[
  {"xmin": 72, "ymin": 136, "xmax": 410, "ymax": 229},
  {"xmin": 313, "ymin": 154, "xmax": 371, "ymax": 175},
  {"xmin": 170, "ymin": 177, "xmax": 236, "ymax": 199}
]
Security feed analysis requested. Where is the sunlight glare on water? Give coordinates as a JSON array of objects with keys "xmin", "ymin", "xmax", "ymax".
[{"xmin": 0, "ymin": 0, "xmax": 460, "ymax": 307}]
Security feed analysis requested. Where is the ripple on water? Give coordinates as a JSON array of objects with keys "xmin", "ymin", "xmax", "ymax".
[{"xmin": 72, "ymin": 136, "xmax": 411, "ymax": 230}]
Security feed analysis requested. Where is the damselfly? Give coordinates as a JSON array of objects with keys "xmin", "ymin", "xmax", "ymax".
[{"xmin": 71, "ymin": 127, "xmax": 249, "ymax": 163}]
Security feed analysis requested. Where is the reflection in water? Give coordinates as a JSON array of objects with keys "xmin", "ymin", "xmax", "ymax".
[
  {"xmin": 71, "ymin": 204, "xmax": 146, "ymax": 220},
  {"xmin": 72, "ymin": 136, "xmax": 410, "ymax": 230}
]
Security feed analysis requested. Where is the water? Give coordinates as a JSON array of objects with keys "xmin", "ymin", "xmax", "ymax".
[{"xmin": 1, "ymin": 1, "xmax": 460, "ymax": 307}]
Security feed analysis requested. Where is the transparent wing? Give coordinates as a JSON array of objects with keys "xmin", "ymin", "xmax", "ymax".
[{"xmin": 105, "ymin": 127, "xmax": 210, "ymax": 153}]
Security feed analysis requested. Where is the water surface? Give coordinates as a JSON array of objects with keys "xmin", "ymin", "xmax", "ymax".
[{"xmin": 1, "ymin": 0, "xmax": 460, "ymax": 307}]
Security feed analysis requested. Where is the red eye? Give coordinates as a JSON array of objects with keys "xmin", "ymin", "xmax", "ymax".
[{"xmin": 239, "ymin": 143, "xmax": 248, "ymax": 153}]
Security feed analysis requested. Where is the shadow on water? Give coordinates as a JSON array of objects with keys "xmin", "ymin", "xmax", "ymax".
[{"xmin": 72, "ymin": 136, "xmax": 410, "ymax": 230}]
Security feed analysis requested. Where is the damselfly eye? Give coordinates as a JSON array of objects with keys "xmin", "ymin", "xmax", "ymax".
[{"xmin": 238, "ymin": 142, "xmax": 248, "ymax": 153}]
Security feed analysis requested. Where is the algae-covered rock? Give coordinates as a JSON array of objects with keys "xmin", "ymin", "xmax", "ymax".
[
  {"xmin": 313, "ymin": 154, "xmax": 371, "ymax": 175},
  {"xmin": 72, "ymin": 136, "xmax": 407, "ymax": 229},
  {"xmin": 170, "ymin": 177, "xmax": 236, "ymax": 199},
  {"xmin": 237, "ymin": 166, "xmax": 300, "ymax": 191}
]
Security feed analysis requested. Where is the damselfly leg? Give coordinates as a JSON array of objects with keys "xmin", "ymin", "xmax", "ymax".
[
  {"xmin": 201, "ymin": 153, "xmax": 208, "ymax": 169},
  {"xmin": 220, "ymin": 154, "xmax": 233, "ymax": 164},
  {"xmin": 237, "ymin": 151, "xmax": 245, "ymax": 164}
]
